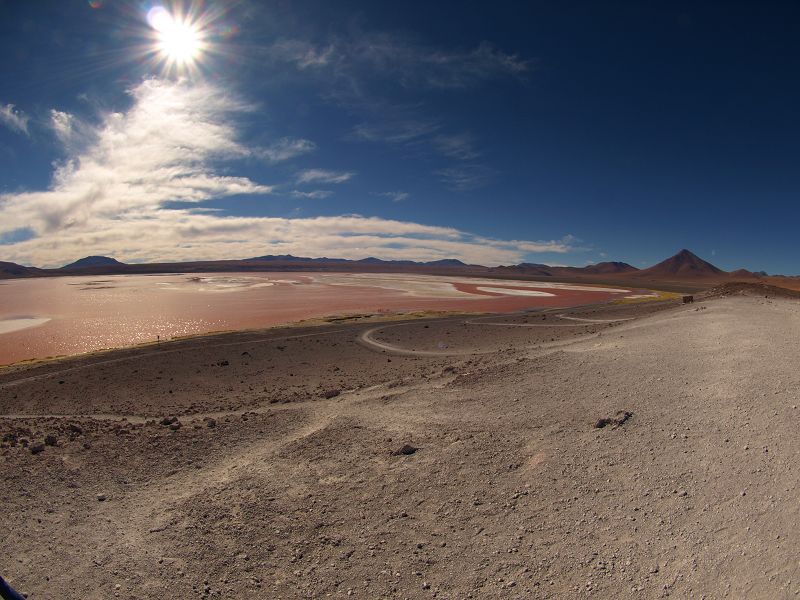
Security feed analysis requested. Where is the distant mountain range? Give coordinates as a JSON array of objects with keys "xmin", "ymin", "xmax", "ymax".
[
  {"xmin": 244, "ymin": 254, "xmax": 470, "ymax": 267},
  {"xmin": 0, "ymin": 249, "xmax": 783, "ymax": 290}
]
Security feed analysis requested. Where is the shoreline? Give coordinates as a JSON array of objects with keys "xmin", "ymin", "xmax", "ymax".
[
  {"xmin": 0, "ymin": 271, "xmax": 650, "ymax": 367},
  {"xmin": 0, "ymin": 308, "xmax": 487, "ymax": 371},
  {"xmin": 0, "ymin": 283, "xmax": 674, "ymax": 369}
]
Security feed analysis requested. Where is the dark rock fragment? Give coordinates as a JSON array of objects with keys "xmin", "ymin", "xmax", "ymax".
[
  {"xmin": 391, "ymin": 444, "xmax": 419, "ymax": 456},
  {"xmin": 594, "ymin": 410, "xmax": 633, "ymax": 429}
]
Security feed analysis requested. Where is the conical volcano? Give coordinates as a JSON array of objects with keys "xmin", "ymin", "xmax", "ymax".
[{"xmin": 637, "ymin": 249, "xmax": 725, "ymax": 277}]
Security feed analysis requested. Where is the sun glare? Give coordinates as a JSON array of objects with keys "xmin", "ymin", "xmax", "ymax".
[{"xmin": 147, "ymin": 6, "xmax": 205, "ymax": 69}]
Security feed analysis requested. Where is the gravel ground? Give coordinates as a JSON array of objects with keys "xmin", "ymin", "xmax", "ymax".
[{"xmin": 2, "ymin": 296, "xmax": 797, "ymax": 598}]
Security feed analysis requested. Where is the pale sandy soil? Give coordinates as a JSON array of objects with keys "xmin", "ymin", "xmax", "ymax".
[{"xmin": 1, "ymin": 296, "xmax": 799, "ymax": 598}]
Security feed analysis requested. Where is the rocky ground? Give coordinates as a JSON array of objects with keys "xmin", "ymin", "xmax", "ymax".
[{"xmin": 2, "ymin": 296, "xmax": 799, "ymax": 598}]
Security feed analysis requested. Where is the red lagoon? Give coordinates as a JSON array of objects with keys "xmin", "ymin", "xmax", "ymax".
[{"xmin": 0, "ymin": 272, "xmax": 639, "ymax": 365}]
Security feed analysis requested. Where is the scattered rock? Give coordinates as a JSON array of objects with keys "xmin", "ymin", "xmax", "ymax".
[
  {"xmin": 205, "ymin": 418, "xmax": 217, "ymax": 428},
  {"xmin": 30, "ymin": 442, "xmax": 46, "ymax": 455},
  {"xmin": 323, "ymin": 389, "xmax": 341, "ymax": 399},
  {"xmin": 391, "ymin": 444, "xmax": 419, "ymax": 456},
  {"xmin": 217, "ymin": 360, "xmax": 230, "ymax": 367},
  {"xmin": 161, "ymin": 416, "xmax": 177, "ymax": 426},
  {"xmin": 44, "ymin": 434, "xmax": 58, "ymax": 446},
  {"xmin": 169, "ymin": 421, "xmax": 182, "ymax": 431},
  {"xmin": 594, "ymin": 410, "xmax": 632, "ymax": 429}
]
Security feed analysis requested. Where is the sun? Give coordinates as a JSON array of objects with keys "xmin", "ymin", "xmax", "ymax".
[{"xmin": 147, "ymin": 6, "xmax": 205, "ymax": 68}]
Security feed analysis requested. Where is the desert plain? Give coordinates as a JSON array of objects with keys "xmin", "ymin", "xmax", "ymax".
[{"xmin": 1, "ymin": 286, "xmax": 799, "ymax": 598}]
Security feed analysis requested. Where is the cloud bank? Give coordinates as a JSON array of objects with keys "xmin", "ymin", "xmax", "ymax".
[{"xmin": 0, "ymin": 78, "xmax": 572, "ymax": 268}]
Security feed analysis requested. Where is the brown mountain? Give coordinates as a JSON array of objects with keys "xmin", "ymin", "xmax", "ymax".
[
  {"xmin": 578, "ymin": 261, "xmax": 638, "ymax": 275},
  {"xmin": 728, "ymin": 268, "xmax": 762, "ymax": 279},
  {"xmin": 489, "ymin": 263, "xmax": 557, "ymax": 277},
  {"xmin": 634, "ymin": 249, "xmax": 725, "ymax": 278}
]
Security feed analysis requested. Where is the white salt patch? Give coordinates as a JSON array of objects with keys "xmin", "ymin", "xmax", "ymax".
[
  {"xmin": 0, "ymin": 317, "xmax": 51, "ymax": 334},
  {"xmin": 476, "ymin": 287, "xmax": 556, "ymax": 297},
  {"xmin": 315, "ymin": 273, "xmax": 629, "ymax": 295}
]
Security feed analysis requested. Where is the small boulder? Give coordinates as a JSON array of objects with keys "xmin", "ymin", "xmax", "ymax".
[
  {"xmin": 44, "ymin": 434, "xmax": 58, "ymax": 446},
  {"xmin": 30, "ymin": 442, "xmax": 46, "ymax": 455},
  {"xmin": 322, "ymin": 389, "xmax": 341, "ymax": 399},
  {"xmin": 594, "ymin": 410, "xmax": 633, "ymax": 429},
  {"xmin": 391, "ymin": 444, "xmax": 419, "ymax": 456}
]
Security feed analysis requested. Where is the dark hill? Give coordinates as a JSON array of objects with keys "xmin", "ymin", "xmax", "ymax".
[
  {"xmin": 424, "ymin": 259, "xmax": 467, "ymax": 267},
  {"xmin": 729, "ymin": 268, "xmax": 761, "ymax": 279},
  {"xmin": 62, "ymin": 256, "xmax": 125, "ymax": 270},
  {"xmin": 0, "ymin": 261, "xmax": 43, "ymax": 278},
  {"xmin": 580, "ymin": 261, "xmax": 638, "ymax": 275}
]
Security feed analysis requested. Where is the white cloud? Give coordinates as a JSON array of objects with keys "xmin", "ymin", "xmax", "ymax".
[
  {"xmin": 296, "ymin": 168, "xmax": 354, "ymax": 184},
  {"xmin": 378, "ymin": 191, "xmax": 409, "ymax": 202},
  {"xmin": 0, "ymin": 104, "xmax": 30, "ymax": 135},
  {"xmin": 261, "ymin": 137, "xmax": 316, "ymax": 162},
  {"xmin": 0, "ymin": 78, "xmax": 270, "ymax": 236},
  {"xmin": 49, "ymin": 110, "xmax": 75, "ymax": 143},
  {"xmin": 352, "ymin": 120, "xmax": 439, "ymax": 144},
  {"xmin": 433, "ymin": 133, "xmax": 480, "ymax": 160},
  {"xmin": 48, "ymin": 109, "xmax": 98, "ymax": 152},
  {"xmin": 435, "ymin": 165, "xmax": 494, "ymax": 191},
  {"xmin": 290, "ymin": 190, "xmax": 332, "ymax": 199},
  {"xmin": 0, "ymin": 78, "xmax": 573, "ymax": 268},
  {"xmin": 270, "ymin": 35, "xmax": 531, "ymax": 90},
  {"xmin": 270, "ymin": 40, "xmax": 335, "ymax": 69}
]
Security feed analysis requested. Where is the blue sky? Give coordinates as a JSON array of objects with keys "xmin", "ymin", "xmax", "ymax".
[{"xmin": 1, "ymin": 1, "xmax": 800, "ymax": 272}]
